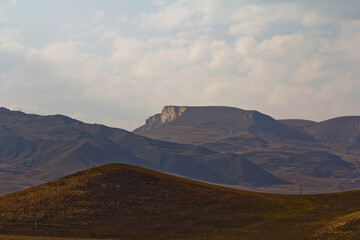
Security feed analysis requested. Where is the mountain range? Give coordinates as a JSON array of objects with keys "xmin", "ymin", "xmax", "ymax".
[
  {"xmin": 0, "ymin": 107, "xmax": 286, "ymax": 194},
  {"xmin": 134, "ymin": 105, "xmax": 360, "ymax": 193},
  {"xmin": 1, "ymin": 105, "xmax": 360, "ymax": 194}
]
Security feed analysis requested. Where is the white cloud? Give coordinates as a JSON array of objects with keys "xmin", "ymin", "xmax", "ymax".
[
  {"xmin": 290, "ymin": 54, "xmax": 332, "ymax": 83},
  {"xmin": 301, "ymin": 10, "xmax": 332, "ymax": 26},
  {"xmin": 94, "ymin": 10, "xmax": 104, "ymax": 22},
  {"xmin": 235, "ymin": 36, "xmax": 257, "ymax": 55},
  {"xmin": 40, "ymin": 41, "xmax": 90, "ymax": 64},
  {"xmin": 135, "ymin": 2, "xmax": 195, "ymax": 31},
  {"xmin": 228, "ymin": 20, "xmax": 267, "ymax": 36},
  {"xmin": 111, "ymin": 37, "xmax": 146, "ymax": 62},
  {"xmin": 118, "ymin": 15, "xmax": 128, "ymax": 24},
  {"xmin": 0, "ymin": 7, "xmax": 4, "ymax": 22},
  {"xmin": 0, "ymin": 29, "xmax": 21, "ymax": 48},
  {"xmin": 1, "ymin": 1, "xmax": 360, "ymax": 130}
]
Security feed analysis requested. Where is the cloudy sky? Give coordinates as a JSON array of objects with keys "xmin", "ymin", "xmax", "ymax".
[{"xmin": 0, "ymin": 0, "xmax": 359, "ymax": 130}]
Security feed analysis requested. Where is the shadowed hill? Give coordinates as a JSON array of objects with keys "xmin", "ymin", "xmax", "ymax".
[
  {"xmin": 0, "ymin": 107, "xmax": 287, "ymax": 194},
  {"xmin": 243, "ymin": 150, "xmax": 354, "ymax": 179},
  {"xmin": 279, "ymin": 119, "xmax": 317, "ymax": 131},
  {"xmin": 307, "ymin": 116, "xmax": 360, "ymax": 143},
  {"xmin": 134, "ymin": 106, "xmax": 314, "ymax": 145},
  {"xmin": 1, "ymin": 163, "xmax": 360, "ymax": 239}
]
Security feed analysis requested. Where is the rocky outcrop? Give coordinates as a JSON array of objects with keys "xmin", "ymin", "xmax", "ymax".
[{"xmin": 144, "ymin": 106, "xmax": 187, "ymax": 129}]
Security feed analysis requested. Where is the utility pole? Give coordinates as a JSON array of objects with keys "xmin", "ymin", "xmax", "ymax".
[{"xmin": 300, "ymin": 184, "xmax": 302, "ymax": 195}]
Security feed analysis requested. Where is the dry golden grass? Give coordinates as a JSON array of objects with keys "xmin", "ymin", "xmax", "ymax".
[
  {"xmin": 312, "ymin": 210, "xmax": 360, "ymax": 240},
  {"xmin": 0, "ymin": 236, "xmax": 116, "ymax": 240},
  {"xmin": 1, "ymin": 163, "xmax": 360, "ymax": 239}
]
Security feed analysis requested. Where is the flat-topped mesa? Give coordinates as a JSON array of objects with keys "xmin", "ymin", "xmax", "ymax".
[{"xmin": 145, "ymin": 106, "xmax": 187, "ymax": 129}]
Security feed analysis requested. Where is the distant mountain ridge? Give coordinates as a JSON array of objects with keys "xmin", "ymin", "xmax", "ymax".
[
  {"xmin": 1, "ymin": 105, "xmax": 360, "ymax": 194},
  {"xmin": 306, "ymin": 116, "xmax": 360, "ymax": 143},
  {"xmin": 0, "ymin": 107, "xmax": 287, "ymax": 194},
  {"xmin": 278, "ymin": 119, "xmax": 317, "ymax": 131},
  {"xmin": 135, "ymin": 106, "xmax": 314, "ymax": 144},
  {"xmin": 134, "ymin": 105, "xmax": 360, "ymax": 193},
  {"xmin": 135, "ymin": 105, "xmax": 360, "ymax": 145},
  {"xmin": 142, "ymin": 105, "xmax": 187, "ymax": 129}
]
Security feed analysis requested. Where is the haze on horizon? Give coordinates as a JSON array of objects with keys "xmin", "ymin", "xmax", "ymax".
[{"xmin": 0, "ymin": 0, "xmax": 359, "ymax": 130}]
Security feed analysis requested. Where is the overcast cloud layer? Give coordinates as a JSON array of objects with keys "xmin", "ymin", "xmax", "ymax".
[{"xmin": 0, "ymin": 0, "xmax": 359, "ymax": 130}]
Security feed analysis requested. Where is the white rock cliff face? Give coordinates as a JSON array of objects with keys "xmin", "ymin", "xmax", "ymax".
[{"xmin": 145, "ymin": 106, "xmax": 187, "ymax": 129}]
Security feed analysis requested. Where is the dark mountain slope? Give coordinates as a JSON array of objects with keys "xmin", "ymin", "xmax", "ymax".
[
  {"xmin": 279, "ymin": 119, "xmax": 317, "ymax": 131},
  {"xmin": 0, "ymin": 107, "xmax": 286, "ymax": 194},
  {"xmin": 1, "ymin": 163, "xmax": 360, "ymax": 239},
  {"xmin": 201, "ymin": 153, "xmax": 289, "ymax": 186},
  {"xmin": 307, "ymin": 116, "xmax": 360, "ymax": 143},
  {"xmin": 134, "ymin": 106, "xmax": 314, "ymax": 145},
  {"xmin": 243, "ymin": 150, "xmax": 353, "ymax": 178}
]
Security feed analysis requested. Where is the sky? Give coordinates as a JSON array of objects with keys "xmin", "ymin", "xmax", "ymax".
[{"xmin": 0, "ymin": 0, "xmax": 359, "ymax": 130}]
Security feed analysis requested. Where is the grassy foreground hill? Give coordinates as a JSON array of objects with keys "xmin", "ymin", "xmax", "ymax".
[{"xmin": 0, "ymin": 164, "xmax": 360, "ymax": 240}]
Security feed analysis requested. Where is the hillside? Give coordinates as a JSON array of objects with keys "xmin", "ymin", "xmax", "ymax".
[
  {"xmin": 0, "ymin": 107, "xmax": 286, "ymax": 194},
  {"xmin": 134, "ymin": 106, "xmax": 360, "ymax": 193},
  {"xmin": 307, "ymin": 116, "xmax": 360, "ymax": 143},
  {"xmin": 2, "ymin": 106, "xmax": 360, "ymax": 194},
  {"xmin": 279, "ymin": 119, "xmax": 317, "ymax": 131},
  {"xmin": 1, "ymin": 163, "xmax": 360, "ymax": 239},
  {"xmin": 134, "ymin": 106, "xmax": 314, "ymax": 145}
]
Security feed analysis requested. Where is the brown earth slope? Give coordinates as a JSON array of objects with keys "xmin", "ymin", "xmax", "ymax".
[
  {"xmin": 279, "ymin": 119, "xmax": 317, "ymax": 131},
  {"xmin": 1, "ymin": 163, "xmax": 360, "ymax": 240},
  {"xmin": 306, "ymin": 116, "xmax": 360, "ymax": 143}
]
